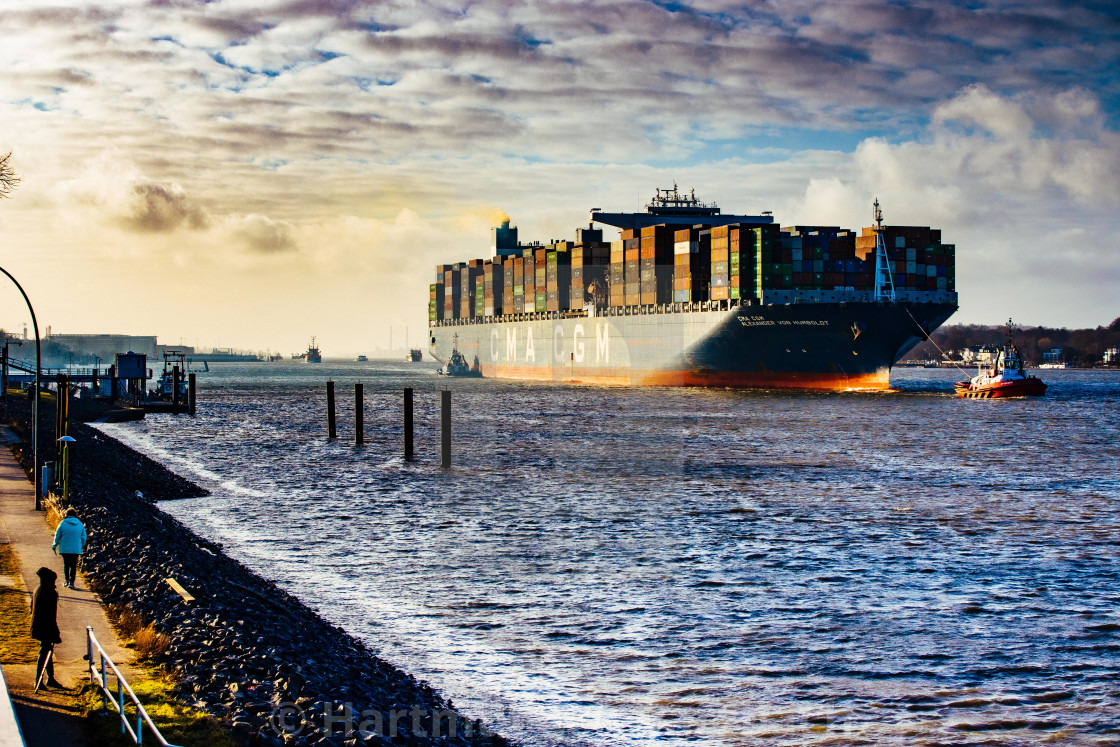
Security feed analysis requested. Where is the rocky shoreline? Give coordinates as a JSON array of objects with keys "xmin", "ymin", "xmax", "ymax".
[{"xmin": 4, "ymin": 394, "xmax": 511, "ymax": 747}]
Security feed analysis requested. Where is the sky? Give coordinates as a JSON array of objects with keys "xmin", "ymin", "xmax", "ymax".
[{"xmin": 1, "ymin": 0, "xmax": 1119, "ymax": 357}]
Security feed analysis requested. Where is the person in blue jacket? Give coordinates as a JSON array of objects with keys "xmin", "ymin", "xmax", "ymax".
[{"xmin": 52, "ymin": 508, "xmax": 87, "ymax": 590}]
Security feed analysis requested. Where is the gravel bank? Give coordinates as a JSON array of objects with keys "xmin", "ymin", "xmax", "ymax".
[{"xmin": 4, "ymin": 394, "xmax": 511, "ymax": 747}]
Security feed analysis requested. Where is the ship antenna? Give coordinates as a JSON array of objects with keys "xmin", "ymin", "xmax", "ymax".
[{"xmin": 872, "ymin": 197, "xmax": 896, "ymax": 303}]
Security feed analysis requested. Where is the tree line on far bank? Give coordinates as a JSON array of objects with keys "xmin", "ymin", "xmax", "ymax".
[{"xmin": 905, "ymin": 317, "xmax": 1120, "ymax": 366}]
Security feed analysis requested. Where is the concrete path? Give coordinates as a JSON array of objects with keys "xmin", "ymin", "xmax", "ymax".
[{"xmin": 0, "ymin": 426, "xmax": 139, "ymax": 746}]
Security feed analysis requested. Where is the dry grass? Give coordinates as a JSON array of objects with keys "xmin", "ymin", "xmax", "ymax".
[
  {"xmin": 44, "ymin": 497, "xmax": 64, "ymax": 530},
  {"xmin": 0, "ymin": 541, "xmax": 18, "ymax": 576},
  {"xmin": 106, "ymin": 602, "xmax": 171, "ymax": 661},
  {"xmin": 0, "ymin": 543, "xmax": 37, "ymax": 664},
  {"xmin": 106, "ymin": 602, "xmax": 146, "ymax": 639},
  {"xmin": 133, "ymin": 624, "xmax": 171, "ymax": 661}
]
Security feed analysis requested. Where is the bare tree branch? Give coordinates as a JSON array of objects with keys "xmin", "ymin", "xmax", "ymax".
[{"xmin": 0, "ymin": 151, "xmax": 21, "ymax": 199}]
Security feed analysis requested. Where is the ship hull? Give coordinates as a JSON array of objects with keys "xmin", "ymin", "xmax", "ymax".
[
  {"xmin": 954, "ymin": 377, "xmax": 1047, "ymax": 398},
  {"xmin": 429, "ymin": 301, "xmax": 956, "ymax": 391}
]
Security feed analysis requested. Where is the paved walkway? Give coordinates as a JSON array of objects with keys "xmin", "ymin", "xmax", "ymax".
[{"xmin": 0, "ymin": 426, "xmax": 139, "ymax": 746}]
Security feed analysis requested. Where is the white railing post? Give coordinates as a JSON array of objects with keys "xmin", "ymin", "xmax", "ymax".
[
  {"xmin": 86, "ymin": 626, "xmax": 94, "ymax": 685},
  {"xmin": 85, "ymin": 628, "xmax": 180, "ymax": 747}
]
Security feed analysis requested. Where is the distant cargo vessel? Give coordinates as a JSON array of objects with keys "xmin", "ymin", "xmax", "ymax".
[
  {"xmin": 428, "ymin": 188, "xmax": 958, "ymax": 390},
  {"xmin": 304, "ymin": 338, "xmax": 322, "ymax": 363}
]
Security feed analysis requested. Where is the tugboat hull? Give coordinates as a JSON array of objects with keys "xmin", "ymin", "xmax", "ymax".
[{"xmin": 955, "ymin": 377, "xmax": 1047, "ymax": 398}]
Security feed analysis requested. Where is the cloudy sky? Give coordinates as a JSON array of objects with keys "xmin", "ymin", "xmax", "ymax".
[{"xmin": 1, "ymin": 0, "xmax": 1118, "ymax": 356}]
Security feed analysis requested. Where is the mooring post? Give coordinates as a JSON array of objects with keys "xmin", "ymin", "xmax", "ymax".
[
  {"xmin": 355, "ymin": 382, "xmax": 364, "ymax": 445},
  {"xmin": 108, "ymin": 364, "xmax": 117, "ymax": 404},
  {"xmin": 403, "ymin": 387, "xmax": 414, "ymax": 460},
  {"xmin": 326, "ymin": 380, "xmax": 337, "ymax": 439},
  {"xmin": 188, "ymin": 373, "xmax": 197, "ymax": 416},
  {"xmin": 172, "ymin": 365, "xmax": 181, "ymax": 408},
  {"xmin": 440, "ymin": 389, "xmax": 451, "ymax": 468}
]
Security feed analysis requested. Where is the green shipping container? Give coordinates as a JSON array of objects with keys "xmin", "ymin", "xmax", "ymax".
[{"xmin": 535, "ymin": 293, "xmax": 546, "ymax": 312}]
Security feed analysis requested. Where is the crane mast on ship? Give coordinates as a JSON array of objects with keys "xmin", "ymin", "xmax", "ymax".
[{"xmin": 872, "ymin": 197, "xmax": 897, "ymax": 302}]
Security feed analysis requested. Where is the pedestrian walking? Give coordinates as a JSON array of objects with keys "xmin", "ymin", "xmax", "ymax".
[
  {"xmin": 31, "ymin": 567, "xmax": 63, "ymax": 689},
  {"xmin": 52, "ymin": 507, "xmax": 87, "ymax": 589}
]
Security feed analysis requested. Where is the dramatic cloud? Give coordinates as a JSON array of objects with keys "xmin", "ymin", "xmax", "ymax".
[
  {"xmin": 120, "ymin": 182, "xmax": 210, "ymax": 233},
  {"xmin": 0, "ymin": 0, "xmax": 1117, "ymax": 350},
  {"xmin": 227, "ymin": 214, "xmax": 296, "ymax": 254}
]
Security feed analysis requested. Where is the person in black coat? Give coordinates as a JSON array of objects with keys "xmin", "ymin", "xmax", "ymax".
[{"xmin": 31, "ymin": 566, "xmax": 63, "ymax": 688}]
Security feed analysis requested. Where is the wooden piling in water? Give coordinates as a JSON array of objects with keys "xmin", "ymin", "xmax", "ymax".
[
  {"xmin": 403, "ymin": 387, "xmax": 414, "ymax": 460},
  {"xmin": 188, "ymin": 373, "xmax": 197, "ymax": 416},
  {"xmin": 172, "ymin": 365, "xmax": 182, "ymax": 408},
  {"xmin": 440, "ymin": 389, "xmax": 451, "ymax": 468},
  {"xmin": 355, "ymin": 383, "xmax": 364, "ymax": 445},
  {"xmin": 327, "ymin": 380, "xmax": 337, "ymax": 439}
]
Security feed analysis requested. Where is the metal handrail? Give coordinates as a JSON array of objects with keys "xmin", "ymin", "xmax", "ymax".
[{"xmin": 86, "ymin": 627, "xmax": 179, "ymax": 747}]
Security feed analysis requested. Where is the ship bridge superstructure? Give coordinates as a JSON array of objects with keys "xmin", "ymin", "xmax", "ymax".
[{"xmin": 590, "ymin": 185, "xmax": 774, "ymax": 231}]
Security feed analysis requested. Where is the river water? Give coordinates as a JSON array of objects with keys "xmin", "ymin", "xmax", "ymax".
[{"xmin": 97, "ymin": 363, "xmax": 1120, "ymax": 746}]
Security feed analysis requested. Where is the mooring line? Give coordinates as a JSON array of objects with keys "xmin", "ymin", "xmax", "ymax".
[{"xmin": 904, "ymin": 306, "xmax": 970, "ymax": 376}]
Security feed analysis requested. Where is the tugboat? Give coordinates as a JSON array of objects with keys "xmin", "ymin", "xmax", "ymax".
[
  {"xmin": 356, "ymin": 354, "xmax": 368, "ymax": 362},
  {"xmin": 407, "ymin": 348, "xmax": 423, "ymax": 362},
  {"xmin": 305, "ymin": 337, "xmax": 322, "ymax": 363},
  {"xmin": 438, "ymin": 335, "xmax": 481, "ymax": 377},
  {"xmin": 955, "ymin": 320, "xmax": 1046, "ymax": 398}
]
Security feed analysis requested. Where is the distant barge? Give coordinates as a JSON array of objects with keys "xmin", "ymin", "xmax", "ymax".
[{"xmin": 428, "ymin": 188, "xmax": 957, "ymax": 390}]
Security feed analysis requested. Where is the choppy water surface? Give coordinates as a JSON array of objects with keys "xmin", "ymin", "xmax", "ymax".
[{"xmin": 99, "ymin": 364, "xmax": 1120, "ymax": 746}]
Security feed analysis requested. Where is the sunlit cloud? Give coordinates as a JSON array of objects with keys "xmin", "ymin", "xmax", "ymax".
[{"xmin": 1, "ymin": 0, "xmax": 1118, "ymax": 350}]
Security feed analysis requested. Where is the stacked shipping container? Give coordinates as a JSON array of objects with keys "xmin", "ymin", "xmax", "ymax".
[
  {"xmin": 545, "ymin": 243, "xmax": 570, "ymax": 312},
  {"xmin": 673, "ymin": 227, "xmax": 710, "ymax": 303},
  {"xmin": 855, "ymin": 227, "xmax": 955, "ymax": 292},
  {"xmin": 481, "ymin": 260, "xmax": 503, "ymax": 317},
  {"xmin": 523, "ymin": 248, "xmax": 536, "ymax": 313},
  {"xmin": 570, "ymin": 242, "xmax": 609, "ymax": 310},
  {"xmin": 431, "ymin": 220, "xmax": 952, "ymax": 321}
]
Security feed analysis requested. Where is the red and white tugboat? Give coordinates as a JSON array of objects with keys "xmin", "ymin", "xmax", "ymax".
[{"xmin": 955, "ymin": 320, "xmax": 1046, "ymax": 398}]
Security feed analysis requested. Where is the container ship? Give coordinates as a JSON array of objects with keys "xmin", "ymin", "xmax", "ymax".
[{"xmin": 428, "ymin": 187, "xmax": 957, "ymax": 390}]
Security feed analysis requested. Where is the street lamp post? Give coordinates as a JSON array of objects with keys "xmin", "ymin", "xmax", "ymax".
[{"xmin": 0, "ymin": 266, "xmax": 43, "ymax": 509}]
